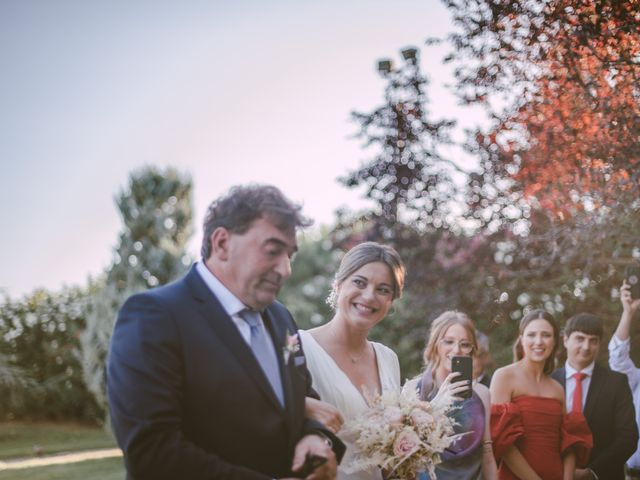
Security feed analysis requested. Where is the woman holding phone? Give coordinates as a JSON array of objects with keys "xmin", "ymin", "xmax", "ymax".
[{"xmin": 405, "ymin": 311, "xmax": 498, "ymax": 480}]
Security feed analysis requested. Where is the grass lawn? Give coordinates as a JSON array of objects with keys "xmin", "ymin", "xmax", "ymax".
[
  {"xmin": 0, "ymin": 457, "xmax": 124, "ymax": 480},
  {"xmin": 0, "ymin": 422, "xmax": 117, "ymax": 460}
]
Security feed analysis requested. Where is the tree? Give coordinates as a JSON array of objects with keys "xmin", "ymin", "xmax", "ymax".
[
  {"xmin": 341, "ymin": 47, "xmax": 458, "ymax": 237},
  {"xmin": 441, "ymin": 0, "xmax": 640, "ymax": 359},
  {"xmin": 443, "ymin": 0, "xmax": 639, "ymax": 217},
  {"xmin": 80, "ymin": 166, "xmax": 193, "ymax": 419},
  {"xmin": 277, "ymin": 229, "xmax": 340, "ymax": 329},
  {"xmin": 334, "ymin": 48, "xmax": 515, "ymax": 374},
  {"xmin": 332, "ymin": 2, "xmax": 640, "ymax": 371}
]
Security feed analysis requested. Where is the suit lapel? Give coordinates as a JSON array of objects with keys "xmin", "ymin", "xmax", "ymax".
[
  {"xmin": 555, "ymin": 367, "xmax": 567, "ymax": 389},
  {"xmin": 584, "ymin": 364, "xmax": 602, "ymax": 421},
  {"xmin": 185, "ymin": 268, "xmax": 284, "ymax": 411}
]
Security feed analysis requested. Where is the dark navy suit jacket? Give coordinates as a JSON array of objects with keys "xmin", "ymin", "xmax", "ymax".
[
  {"xmin": 552, "ymin": 363, "xmax": 638, "ymax": 480},
  {"xmin": 107, "ymin": 266, "xmax": 344, "ymax": 480}
]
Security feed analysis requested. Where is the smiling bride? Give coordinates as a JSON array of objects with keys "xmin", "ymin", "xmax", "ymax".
[{"xmin": 299, "ymin": 241, "xmax": 406, "ymax": 480}]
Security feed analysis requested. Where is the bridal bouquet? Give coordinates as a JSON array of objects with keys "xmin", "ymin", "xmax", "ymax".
[{"xmin": 341, "ymin": 386, "xmax": 459, "ymax": 480}]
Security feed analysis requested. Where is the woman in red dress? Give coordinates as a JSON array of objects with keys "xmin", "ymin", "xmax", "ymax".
[{"xmin": 490, "ymin": 309, "xmax": 592, "ymax": 480}]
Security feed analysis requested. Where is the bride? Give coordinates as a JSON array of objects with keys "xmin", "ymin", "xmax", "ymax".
[{"xmin": 300, "ymin": 241, "xmax": 406, "ymax": 480}]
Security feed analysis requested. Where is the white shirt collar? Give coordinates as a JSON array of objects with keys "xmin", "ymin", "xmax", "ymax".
[
  {"xmin": 565, "ymin": 360, "xmax": 595, "ymax": 378},
  {"xmin": 195, "ymin": 259, "xmax": 247, "ymax": 317}
]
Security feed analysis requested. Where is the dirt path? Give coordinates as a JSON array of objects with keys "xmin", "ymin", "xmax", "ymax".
[{"xmin": 0, "ymin": 448, "xmax": 122, "ymax": 471}]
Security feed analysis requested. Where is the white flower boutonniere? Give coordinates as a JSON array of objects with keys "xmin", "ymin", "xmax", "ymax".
[{"xmin": 283, "ymin": 330, "xmax": 301, "ymax": 364}]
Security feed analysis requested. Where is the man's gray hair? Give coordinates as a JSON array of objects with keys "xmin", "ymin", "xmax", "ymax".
[{"xmin": 201, "ymin": 184, "xmax": 312, "ymax": 259}]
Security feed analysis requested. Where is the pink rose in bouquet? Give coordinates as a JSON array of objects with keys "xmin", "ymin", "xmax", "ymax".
[
  {"xmin": 393, "ymin": 428, "xmax": 421, "ymax": 457},
  {"xmin": 342, "ymin": 385, "xmax": 459, "ymax": 480}
]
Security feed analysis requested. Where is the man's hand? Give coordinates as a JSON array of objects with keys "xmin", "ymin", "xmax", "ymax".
[
  {"xmin": 621, "ymin": 281, "xmax": 640, "ymax": 315},
  {"xmin": 304, "ymin": 397, "xmax": 344, "ymax": 434},
  {"xmin": 289, "ymin": 434, "xmax": 336, "ymax": 479}
]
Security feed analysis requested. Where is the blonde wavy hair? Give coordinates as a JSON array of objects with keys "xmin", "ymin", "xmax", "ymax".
[{"xmin": 422, "ymin": 311, "xmax": 479, "ymax": 373}]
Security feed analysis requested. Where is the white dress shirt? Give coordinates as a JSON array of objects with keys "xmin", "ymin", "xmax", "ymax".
[
  {"xmin": 609, "ymin": 334, "xmax": 640, "ymax": 469},
  {"xmin": 195, "ymin": 260, "xmax": 275, "ymax": 353},
  {"xmin": 564, "ymin": 360, "xmax": 595, "ymax": 413}
]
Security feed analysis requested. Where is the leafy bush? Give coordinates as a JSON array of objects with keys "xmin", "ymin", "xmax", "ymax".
[{"xmin": 0, "ymin": 288, "xmax": 102, "ymax": 422}]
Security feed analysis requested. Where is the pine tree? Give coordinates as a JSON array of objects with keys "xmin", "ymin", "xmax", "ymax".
[
  {"xmin": 80, "ymin": 166, "xmax": 193, "ymax": 420},
  {"xmin": 341, "ymin": 47, "xmax": 457, "ymax": 238}
]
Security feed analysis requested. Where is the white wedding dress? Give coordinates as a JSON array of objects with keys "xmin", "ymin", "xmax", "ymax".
[{"xmin": 299, "ymin": 330, "xmax": 401, "ymax": 480}]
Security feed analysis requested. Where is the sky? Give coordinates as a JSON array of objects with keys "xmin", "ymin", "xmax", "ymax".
[{"xmin": 0, "ymin": 0, "xmax": 485, "ymax": 298}]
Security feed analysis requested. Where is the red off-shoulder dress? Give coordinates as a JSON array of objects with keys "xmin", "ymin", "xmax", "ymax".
[{"xmin": 491, "ymin": 396, "xmax": 592, "ymax": 480}]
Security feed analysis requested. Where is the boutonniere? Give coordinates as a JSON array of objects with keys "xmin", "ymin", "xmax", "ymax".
[{"xmin": 283, "ymin": 330, "xmax": 301, "ymax": 364}]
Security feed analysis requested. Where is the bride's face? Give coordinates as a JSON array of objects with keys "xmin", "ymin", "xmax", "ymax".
[
  {"xmin": 335, "ymin": 261, "xmax": 394, "ymax": 331},
  {"xmin": 436, "ymin": 323, "xmax": 474, "ymax": 374}
]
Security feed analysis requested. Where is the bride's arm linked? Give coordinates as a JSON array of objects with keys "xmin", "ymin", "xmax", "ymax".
[{"xmin": 305, "ymin": 397, "xmax": 344, "ymax": 434}]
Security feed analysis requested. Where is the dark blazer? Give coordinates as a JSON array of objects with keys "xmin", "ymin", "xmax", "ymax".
[
  {"xmin": 107, "ymin": 266, "xmax": 344, "ymax": 480},
  {"xmin": 477, "ymin": 371, "xmax": 492, "ymax": 389},
  {"xmin": 552, "ymin": 363, "xmax": 638, "ymax": 480}
]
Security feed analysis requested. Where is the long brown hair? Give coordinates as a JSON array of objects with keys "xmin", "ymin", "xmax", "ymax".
[{"xmin": 513, "ymin": 309, "xmax": 559, "ymax": 374}]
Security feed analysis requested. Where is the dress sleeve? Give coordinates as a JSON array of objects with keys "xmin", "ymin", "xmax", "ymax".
[
  {"xmin": 490, "ymin": 403, "xmax": 525, "ymax": 461},
  {"xmin": 561, "ymin": 412, "xmax": 593, "ymax": 467}
]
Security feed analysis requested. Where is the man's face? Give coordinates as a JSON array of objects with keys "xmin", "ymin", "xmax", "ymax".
[
  {"xmin": 222, "ymin": 217, "xmax": 297, "ymax": 311},
  {"xmin": 563, "ymin": 331, "xmax": 600, "ymax": 371}
]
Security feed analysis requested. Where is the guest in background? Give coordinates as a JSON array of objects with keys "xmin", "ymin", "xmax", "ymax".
[
  {"xmin": 551, "ymin": 312, "xmax": 637, "ymax": 480},
  {"xmin": 301, "ymin": 242, "xmax": 406, "ymax": 480},
  {"xmin": 490, "ymin": 309, "xmax": 592, "ymax": 480},
  {"xmin": 405, "ymin": 311, "xmax": 498, "ymax": 480},
  {"xmin": 474, "ymin": 330, "xmax": 494, "ymax": 388},
  {"xmin": 609, "ymin": 281, "xmax": 640, "ymax": 480}
]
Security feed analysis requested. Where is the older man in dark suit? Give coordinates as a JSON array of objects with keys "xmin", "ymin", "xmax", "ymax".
[
  {"xmin": 552, "ymin": 313, "xmax": 638, "ymax": 480},
  {"xmin": 107, "ymin": 184, "xmax": 344, "ymax": 480}
]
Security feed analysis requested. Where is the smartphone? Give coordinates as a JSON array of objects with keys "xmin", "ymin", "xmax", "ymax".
[
  {"xmin": 626, "ymin": 264, "xmax": 640, "ymax": 300},
  {"xmin": 451, "ymin": 356, "xmax": 473, "ymax": 399},
  {"xmin": 296, "ymin": 453, "xmax": 327, "ymax": 477}
]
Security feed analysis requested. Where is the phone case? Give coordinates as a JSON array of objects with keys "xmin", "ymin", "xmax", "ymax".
[
  {"xmin": 451, "ymin": 356, "xmax": 473, "ymax": 399},
  {"xmin": 626, "ymin": 264, "xmax": 640, "ymax": 299},
  {"xmin": 451, "ymin": 356, "xmax": 473, "ymax": 398}
]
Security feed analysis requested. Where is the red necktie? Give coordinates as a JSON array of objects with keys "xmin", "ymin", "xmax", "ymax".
[{"xmin": 571, "ymin": 372, "xmax": 587, "ymax": 413}]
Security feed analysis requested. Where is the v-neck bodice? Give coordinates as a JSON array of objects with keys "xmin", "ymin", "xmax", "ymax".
[{"xmin": 299, "ymin": 329, "xmax": 401, "ymax": 479}]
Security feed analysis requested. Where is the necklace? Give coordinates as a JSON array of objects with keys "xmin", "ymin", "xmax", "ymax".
[
  {"xmin": 347, "ymin": 343, "xmax": 370, "ymax": 364},
  {"xmin": 324, "ymin": 322, "xmax": 370, "ymax": 364}
]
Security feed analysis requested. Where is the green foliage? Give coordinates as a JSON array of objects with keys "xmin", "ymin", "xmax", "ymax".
[
  {"xmin": 278, "ymin": 230, "xmax": 340, "ymax": 329},
  {"xmin": 79, "ymin": 166, "xmax": 194, "ymax": 420},
  {"xmin": 0, "ymin": 289, "xmax": 101, "ymax": 422},
  {"xmin": 108, "ymin": 166, "xmax": 194, "ymax": 292}
]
